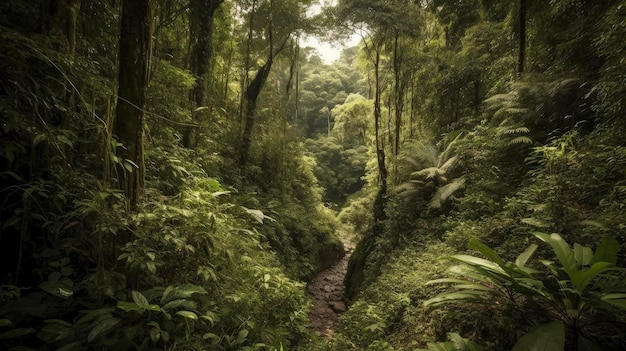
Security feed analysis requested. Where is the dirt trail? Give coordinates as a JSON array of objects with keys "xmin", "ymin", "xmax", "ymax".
[{"xmin": 307, "ymin": 233, "xmax": 355, "ymax": 337}]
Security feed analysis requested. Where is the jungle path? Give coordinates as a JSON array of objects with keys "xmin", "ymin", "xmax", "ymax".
[{"xmin": 307, "ymin": 232, "xmax": 355, "ymax": 337}]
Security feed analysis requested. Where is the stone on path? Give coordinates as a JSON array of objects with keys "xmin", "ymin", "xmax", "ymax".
[
  {"xmin": 328, "ymin": 301, "xmax": 346, "ymax": 313},
  {"xmin": 307, "ymin": 233, "xmax": 355, "ymax": 336}
]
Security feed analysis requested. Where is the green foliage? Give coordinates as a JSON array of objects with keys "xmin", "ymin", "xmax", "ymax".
[
  {"xmin": 339, "ymin": 242, "xmax": 458, "ymax": 349},
  {"xmin": 417, "ymin": 332, "xmax": 484, "ymax": 351},
  {"xmin": 331, "ymin": 94, "xmax": 373, "ymax": 148},
  {"xmin": 426, "ymin": 234, "xmax": 626, "ymax": 350},
  {"xmin": 0, "ymin": 171, "xmax": 313, "ymax": 350},
  {"xmin": 305, "ymin": 136, "xmax": 370, "ymax": 207},
  {"xmin": 396, "ymin": 138, "xmax": 465, "ymax": 211}
]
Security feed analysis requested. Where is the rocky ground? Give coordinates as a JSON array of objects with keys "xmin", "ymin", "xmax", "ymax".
[{"xmin": 307, "ymin": 233, "xmax": 355, "ymax": 337}]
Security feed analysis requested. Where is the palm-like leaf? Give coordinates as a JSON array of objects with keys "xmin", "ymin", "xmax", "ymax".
[
  {"xmin": 397, "ymin": 138, "xmax": 464, "ymax": 208},
  {"xmin": 429, "ymin": 177, "xmax": 465, "ymax": 209},
  {"xmin": 411, "ymin": 167, "xmax": 446, "ymax": 180},
  {"xmin": 426, "ymin": 234, "xmax": 626, "ymax": 351}
]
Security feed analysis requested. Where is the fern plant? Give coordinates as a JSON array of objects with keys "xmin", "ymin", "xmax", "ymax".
[
  {"xmin": 396, "ymin": 137, "xmax": 466, "ymax": 209},
  {"xmin": 425, "ymin": 233, "xmax": 626, "ymax": 350}
]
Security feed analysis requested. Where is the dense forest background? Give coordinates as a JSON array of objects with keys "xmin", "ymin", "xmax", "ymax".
[{"xmin": 1, "ymin": 0, "xmax": 626, "ymax": 350}]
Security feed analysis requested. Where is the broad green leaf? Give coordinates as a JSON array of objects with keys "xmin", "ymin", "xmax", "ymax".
[
  {"xmin": 87, "ymin": 317, "xmax": 120, "ymax": 342},
  {"xmin": 175, "ymin": 311, "xmax": 198, "ymax": 320},
  {"xmin": 117, "ymin": 301, "xmax": 144, "ymax": 313},
  {"xmin": 511, "ymin": 321, "xmax": 565, "ymax": 351},
  {"xmin": 0, "ymin": 319, "xmax": 11, "ymax": 327},
  {"xmin": 521, "ymin": 217, "xmax": 550, "ymax": 228},
  {"xmin": 515, "ymin": 244, "xmax": 538, "ymax": 268},
  {"xmin": 532, "ymin": 232, "xmax": 577, "ymax": 278},
  {"xmin": 149, "ymin": 327, "xmax": 160, "ymax": 343},
  {"xmin": 203, "ymin": 332, "xmax": 221, "ymax": 342},
  {"xmin": 234, "ymin": 329, "xmax": 249, "ymax": 344},
  {"xmin": 0, "ymin": 328, "xmax": 36, "ymax": 339},
  {"xmin": 37, "ymin": 319, "xmax": 73, "ymax": 343},
  {"xmin": 468, "ymin": 239, "xmax": 505, "ymax": 266},
  {"xmin": 146, "ymin": 304, "xmax": 162, "ymax": 312},
  {"xmin": 454, "ymin": 283, "xmax": 495, "ymax": 292},
  {"xmin": 201, "ymin": 311, "xmax": 219, "ymax": 327},
  {"xmin": 570, "ymin": 262, "xmax": 613, "ymax": 293},
  {"xmin": 448, "ymin": 265, "xmax": 493, "ymax": 283},
  {"xmin": 132, "ymin": 291, "xmax": 150, "ymax": 307},
  {"xmin": 601, "ymin": 293, "xmax": 626, "ymax": 310},
  {"xmin": 447, "ymin": 333, "xmax": 465, "ymax": 350},
  {"xmin": 160, "ymin": 285, "xmax": 175, "ymax": 305},
  {"xmin": 176, "ymin": 284, "xmax": 207, "ymax": 297},
  {"xmin": 573, "ymin": 243, "xmax": 593, "ymax": 267},
  {"xmin": 39, "ymin": 280, "xmax": 73, "ymax": 299},
  {"xmin": 162, "ymin": 299, "xmax": 195, "ymax": 311},
  {"xmin": 424, "ymin": 291, "xmax": 488, "ymax": 306},
  {"xmin": 592, "ymin": 236, "xmax": 619, "ymax": 265},
  {"xmin": 426, "ymin": 278, "xmax": 477, "ymax": 286},
  {"xmin": 447, "ymin": 255, "xmax": 505, "ymax": 274}
]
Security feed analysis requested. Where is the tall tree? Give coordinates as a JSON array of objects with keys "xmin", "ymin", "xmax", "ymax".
[
  {"xmin": 239, "ymin": 0, "xmax": 309, "ymax": 169},
  {"xmin": 115, "ymin": 0, "xmax": 152, "ymax": 208},
  {"xmin": 183, "ymin": 0, "xmax": 225, "ymax": 147},
  {"xmin": 189, "ymin": 0, "xmax": 225, "ymax": 107},
  {"xmin": 518, "ymin": 0, "xmax": 526, "ymax": 75}
]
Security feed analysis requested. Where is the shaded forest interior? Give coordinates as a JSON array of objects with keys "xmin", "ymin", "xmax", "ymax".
[{"xmin": 1, "ymin": 0, "xmax": 626, "ymax": 350}]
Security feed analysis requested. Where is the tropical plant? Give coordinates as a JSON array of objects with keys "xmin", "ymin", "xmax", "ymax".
[
  {"xmin": 417, "ymin": 332, "xmax": 484, "ymax": 351},
  {"xmin": 425, "ymin": 233, "xmax": 626, "ymax": 350},
  {"xmin": 396, "ymin": 137, "xmax": 465, "ymax": 209}
]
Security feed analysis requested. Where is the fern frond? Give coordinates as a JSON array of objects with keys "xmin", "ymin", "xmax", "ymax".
[
  {"xmin": 396, "ymin": 180, "xmax": 425, "ymax": 193},
  {"xmin": 439, "ymin": 155, "xmax": 459, "ymax": 172},
  {"xmin": 411, "ymin": 167, "xmax": 444, "ymax": 180},
  {"xmin": 438, "ymin": 132, "xmax": 464, "ymax": 164},
  {"xmin": 503, "ymin": 126, "xmax": 530, "ymax": 134},
  {"xmin": 507, "ymin": 136, "xmax": 533, "ymax": 145},
  {"xmin": 429, "ymin": 177, "xmax": 466, "ymax": 209},
  {"xmin": 484, "ymin": 93, "xmax": 517, "ymax": 108}
]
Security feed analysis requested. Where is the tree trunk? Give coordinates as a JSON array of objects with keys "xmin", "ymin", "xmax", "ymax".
[
  {"xmin": 183, "ymin": 0, "xmax": 224, "ymax": 148},
  {"xmin": 239, "ymin": 0, "xmax": 288, "ymax": 170},
  {"xmin": 393, "ymin": 32, "xmax": 406, "ymax": 158},
  {"xmin": 518, "ymin": 0, "xmax": 526, "ymax": 75},
  {"xmin": 238, "ymin": 0, "xmax": 256, "ymax": 145},
  {"xmin": 240, "ymin": 55, "xmax": 274, "ymax": 169},
  {"xmin": 189, "ymin": 0, "xmax": 223, "ymax": 107},
  {"xmin": 115, "ymin": 0, "xmax": 152, "ymax": 209},
  {"xmin": 373, "ymin": 44, "xmax": 387, "ymax": 221}
]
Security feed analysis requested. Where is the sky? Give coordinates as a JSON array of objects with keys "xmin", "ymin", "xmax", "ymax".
[
  {"xmin": 301, "ymin": 0, "xmax": 361, "ymax": 64},
  {"xmin": 300, "ymin": 35, "xmax": 361, "ymax": 64}
]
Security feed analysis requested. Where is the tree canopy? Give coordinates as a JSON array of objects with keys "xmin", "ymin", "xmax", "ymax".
[{"xmin": 1, "ymin": 0, "xmax": 626, "ymax": 349}]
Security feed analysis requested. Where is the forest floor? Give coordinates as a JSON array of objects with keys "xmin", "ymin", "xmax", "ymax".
[{"xmin": 307, "ymin": 231, "xmax": 356, "ymax": 337}]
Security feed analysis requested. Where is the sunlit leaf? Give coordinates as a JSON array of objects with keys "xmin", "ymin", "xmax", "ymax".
[
  {"xmin": 573, "ymin": 243, "xmax": 593, "ymax": 267},
  {"xmin": 132, "ymin": 291, "xmax": 150, "ymax": 307},
  {"xmin": 117, "ymin": 301, "xmax": 144, "ymax": 313},
  {"xmin": 175, "ymin": 311, "xmax": 198, "ymax": 320},
  {"xmin": 592, "ymin": 236, "xmax": 619, "ymax": 265}
]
